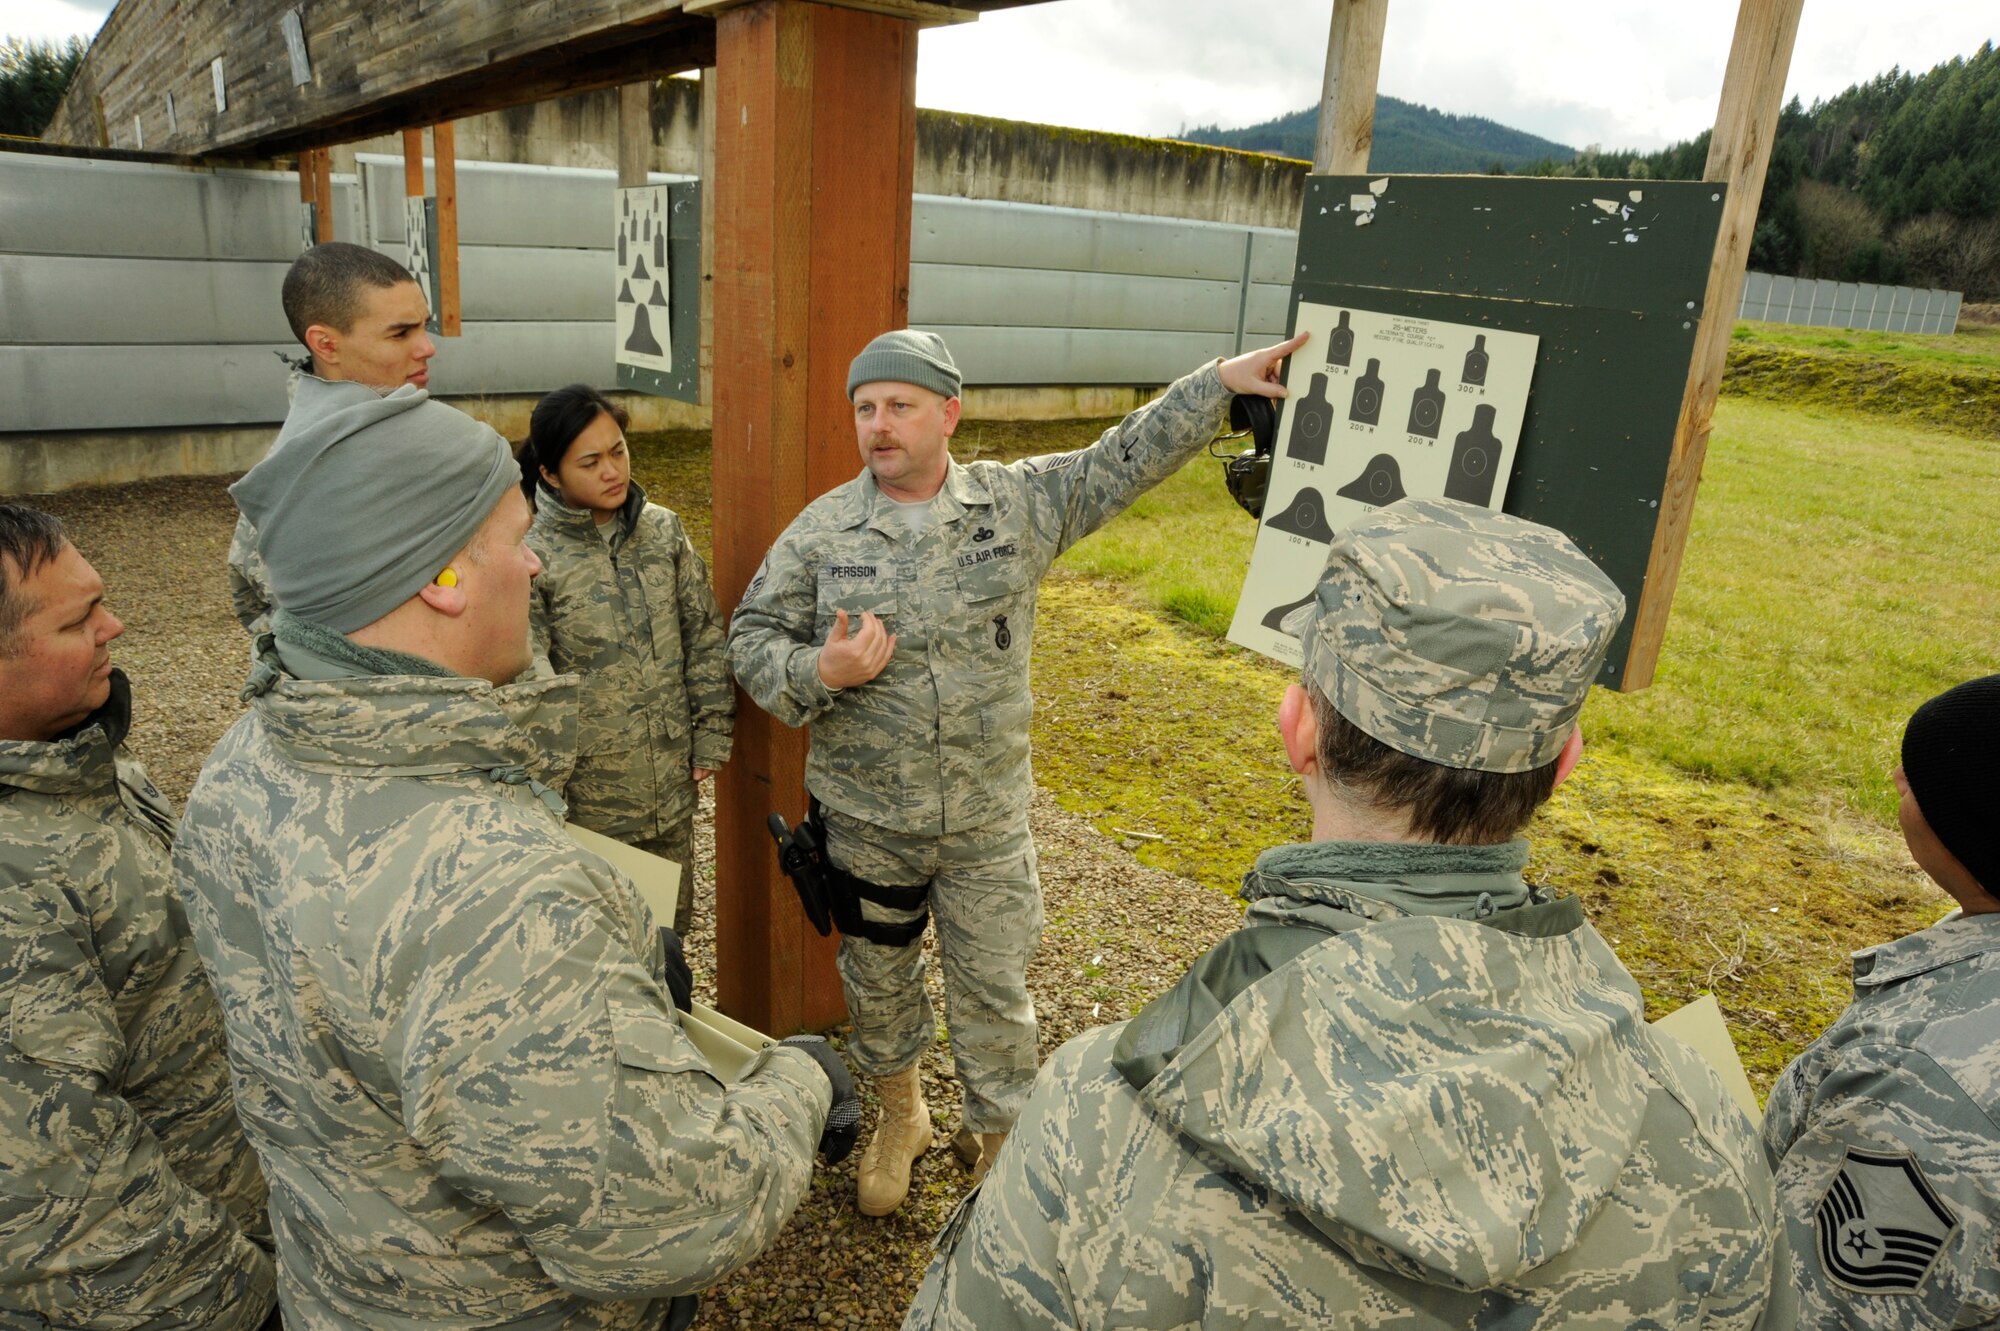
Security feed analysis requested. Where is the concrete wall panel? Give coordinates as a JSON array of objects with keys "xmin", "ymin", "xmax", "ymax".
[{"xmin": 0, "ymin": 254, "xmax": 292, "ymax": 344}]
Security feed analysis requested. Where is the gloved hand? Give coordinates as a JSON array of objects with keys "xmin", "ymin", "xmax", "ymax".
[
  {"xmin": 658, "ymin": 928, "xmax": 693, "ymax": 1013},
  {"xmin": 781, "ymin": 1034, "xmax": 861, "ymax": 1165}
]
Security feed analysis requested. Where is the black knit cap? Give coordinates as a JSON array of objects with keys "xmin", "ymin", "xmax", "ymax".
[{"xmin": 1900, "ymin": 673, "xmax": 2000, "ymax": 891}]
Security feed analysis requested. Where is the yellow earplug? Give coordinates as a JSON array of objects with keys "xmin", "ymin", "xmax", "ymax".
[{"xmin": 435, "ymin": 567, "xmax": 459, "ymax": 588}]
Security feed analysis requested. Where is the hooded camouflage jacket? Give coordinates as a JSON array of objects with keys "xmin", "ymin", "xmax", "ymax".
[
  {"xmin": 529, "ymin": 482, "xmax": 733, "ymax": 841},
  {"xmin": 0, "ymin": 672, "xmax": 276, "ymax": 1330},
  {"xmin": 173, "ymin": 649, "xmax": 830, "ymax": 1330},
  {"xmin": 1763, "ymin": 910, "xmax": 2000, "ymax": 1329},
  {"xmin": 729, "ymin": 363, "xmax": 1229, "ymax": 837},
  {"xmin": 906, "ymin": 839, "xmax": 1793, "ymax": 1329}
]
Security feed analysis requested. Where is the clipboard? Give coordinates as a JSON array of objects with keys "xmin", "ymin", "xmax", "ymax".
[
  {"xmin": 564, "ymin": 823, "xmax": 775, "ymax": 1081},
  {"xmin": 1652, "ymin": 993, "xmax": 1760, "ymax": 1119}
]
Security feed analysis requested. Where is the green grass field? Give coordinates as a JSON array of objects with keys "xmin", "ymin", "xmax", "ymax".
[{"xmin": 1731, "ymin": 318, "xmax": 2000, "ymax": 370}]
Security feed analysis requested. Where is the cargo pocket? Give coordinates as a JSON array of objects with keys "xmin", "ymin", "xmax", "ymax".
[
  {"xmin": 602, "ymin": 999, "xmax": 726, "ymax": 1213},
  {"xmin": 4, "ymin": 976, "xmax": 126, "ymax": 1198}
]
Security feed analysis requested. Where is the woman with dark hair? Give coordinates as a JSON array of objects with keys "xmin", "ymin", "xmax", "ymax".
[{"xmin": 520, "ymin": 383, "xmax": 733, "ymax": 935}]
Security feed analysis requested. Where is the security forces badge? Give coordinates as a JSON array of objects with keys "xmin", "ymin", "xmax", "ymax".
[{"xmin": 1815, "ymin": 1148, "xmax": 1959, "ymax": 1293}]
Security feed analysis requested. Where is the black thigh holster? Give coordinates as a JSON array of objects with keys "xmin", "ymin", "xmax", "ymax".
[{"xmin": 766, "ymin": 803, "xmax": 931, "ymax": 947}]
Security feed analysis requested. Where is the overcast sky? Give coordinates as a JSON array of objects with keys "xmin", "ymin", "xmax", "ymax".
[{"xmin": 8, "ymin": 0, "xmax": 1993, "ymax": 153}]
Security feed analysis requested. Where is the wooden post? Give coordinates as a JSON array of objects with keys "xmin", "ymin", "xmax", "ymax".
[
  {"xmin": 402, "ymin": 127, "xmax": 426, "ymax": 195},
  {"xmin": 309, "ymin": 148, "xmax": 333, "ymax": 243},
  {"xmin": 1313, "ymin": 0, "xmax": 1387, "ymax": 174},
  {"xmin": 619, "ymin": 81, "xmax": 653, "ymax": 188},
  {"xmin": 699, "ymin": 67, "xmax": 718, "ymax": 409},
  {"xmin": 1622, "ymin": 0, "xmax": 1804, "ymax": 689},
  {"xmin": 433, "ymin": 120, "xmax": 461, "ymax": 336},
  {"xmin": 710, "ymin": 0, "xmax": 918, "ymax": 1034}
]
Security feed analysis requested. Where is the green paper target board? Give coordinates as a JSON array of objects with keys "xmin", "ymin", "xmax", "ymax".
[{"xmin": 1242, "ymin": 175, "xmax": 1727, "ymax": 686}]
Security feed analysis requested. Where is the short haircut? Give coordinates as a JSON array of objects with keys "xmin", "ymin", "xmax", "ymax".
[
  {"xmin": 1309, "ymin": 683, "xmax": 1560, "ymax": 845},
  {"xmin": 0, "ymin": 504, "xmax": 68, "ymax": 650},
  {"xmin": 281, "ymin": 242, "xmax": 418, "ymax": 346},
  {"xmin": 518, "ymin": 384, "xmax": 630, "ymax": 506}
]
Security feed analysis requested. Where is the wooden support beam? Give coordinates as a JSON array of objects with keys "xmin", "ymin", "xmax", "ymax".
[
  {"xmin": 309, "ymin": 147, "xmax": 333, "ymax": 243},
  {"xmin": 1313, "ymin": 0, "xmax": 1387, "ymax": 174},
  {"xmin": 434, "ymin": 121, "xmax": 461, "ymax": 336},
  {"xmin": 688, "ymin": 0, "xmax": 977, "ymax": 26},
  {"xmin": 619, "ymin": 81, "xmax": 653, "ymax": 188},
  {"xmin": 401, "ymin": 127, "xmax": 425, "ymax": 195},
  {"xmin": 711, "ymin": 0, "xmax": 919, "ymax": 1035},
  {"xmin": 1623, "ymin": 0, "xmax": 1804, "ymax": 689}
]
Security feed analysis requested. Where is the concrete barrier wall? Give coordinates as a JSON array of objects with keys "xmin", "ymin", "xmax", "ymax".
[
  {"xmin": 1, "ymin": 150, "xmax": 1296, "ymax": 460},
  {"xmin": 1738, "ymin": 270, "xmax": 1961, "ymax": 334}
]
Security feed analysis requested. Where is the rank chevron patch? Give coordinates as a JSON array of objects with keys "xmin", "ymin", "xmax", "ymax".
[{"xmin": 1815, "ymin": 1148, "xmax": 1959, "ymax": 1293}]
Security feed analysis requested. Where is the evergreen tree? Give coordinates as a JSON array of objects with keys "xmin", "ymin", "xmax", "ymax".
[{"xmin": 0, "ymin": 35, "xmax": 85, "ymax": 138}]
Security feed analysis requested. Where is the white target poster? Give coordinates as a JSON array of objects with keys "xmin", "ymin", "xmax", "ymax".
[
  {"xmin": 1227, "ymin": 301, "xmax": 1539, "ymax": 665},
  {"xmin": 615, "ymin": 184, "xmax": 672, "ymax": 373},
  {"xmin": 401, "ymin": 196, "xmax": 441, "ymax": 334}
]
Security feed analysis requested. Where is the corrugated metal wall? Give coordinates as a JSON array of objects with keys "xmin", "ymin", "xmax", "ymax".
[{"xmin": 2, "ymin": 152, "xmax": 1295, "ymax": 434}]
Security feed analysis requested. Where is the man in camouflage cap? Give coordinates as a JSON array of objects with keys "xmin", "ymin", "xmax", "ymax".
[
  {"xmin": 1764, "ymin": 673, "xmax": 2000, "ymax": 1329},
  {"xmin": 0, "ymin": 503, "xmax": 276, "ymax": 1328},
  {"xmin": 730, "ymin": 328, "xmax": 1304, "ymax": 1217},
  {"xmin": 904, "ymin": 497, "xmax": 1794, "ymax": 1329},
  {"xmin": 176, "ymin": 385, "xmax": 855, "ymax": 1328}
]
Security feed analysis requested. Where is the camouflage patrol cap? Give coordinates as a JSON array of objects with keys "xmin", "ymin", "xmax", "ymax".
[{"xmin": 1281, "ymin": 497, "xmax": 1625, "ymax": 773}]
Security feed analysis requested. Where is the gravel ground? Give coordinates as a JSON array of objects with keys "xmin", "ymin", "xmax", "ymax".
[{"xmin": 36, "ymin": 473, "xmax": 1248, "ymax": 1329}]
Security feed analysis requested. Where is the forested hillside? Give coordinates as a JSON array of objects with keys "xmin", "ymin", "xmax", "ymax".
[
  {"xmin": 1179, "ymin": 95, "xmax": 1574, "ymax": 174},
  {"xmin": 1516, "ymin": 42, "xmax": 2000, "ymax": 298}
]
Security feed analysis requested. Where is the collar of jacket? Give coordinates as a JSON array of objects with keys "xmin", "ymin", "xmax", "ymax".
[
  {"xmin": 533, "ymin": 478, "xmax": 647, "ymax": 546},
  {"xmin": 1853, "ymin": 908, "xmax": 2000, "ymax": 989},
  {"xmin": 1239, "ymin": 837, "xmax": 1545, "ymax": 931},
  {"xmin": 833, "ymin": 463, "xmax": 992, "ymax": 541},
  {"xmin": 0, "ymin": 668, "xmax": 133, "ymax": 798},
  {"xmin": 1117, "ymin": 837, "xmax": 1578, "ymax": 1093},
  {"xmin": 241, "ymin": 638, "xmax": 579, "ymax": 796}
]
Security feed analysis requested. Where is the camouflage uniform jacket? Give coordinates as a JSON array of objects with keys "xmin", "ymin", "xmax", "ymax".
[
  {"xmin": 226, "ymin": 514, "xmax": 273, "ymax": 636},
  {"xmin": 172, "ymin": 649, "xmax": 832, "ymax": 1330},
  {"xmin": 529, "ymin": 481, "xmax": 734, "ymax": 841},
  {"xmin": 729, "ymin": 363, "xmax": 1229, "ymax": 836},
  {"xmin": 0, "ymin": 671, "xmax": 276, "ymax": 1329},
  {"xmin": 1763, "ymin": 910, "xmax": 2000, "ymax": 1329},
  {"xmin": 906, "ymin": 839, "xmax": 1791, "ymax": 1329}
]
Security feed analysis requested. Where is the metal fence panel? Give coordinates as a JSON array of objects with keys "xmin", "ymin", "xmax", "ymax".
[
  {"xmin": 1942, "ymin": 291, "xmax": 1963, "ymax": 334},
  {"xmin": 355, "ymin": 155, "xmax": 691, "ymax": 251},
  {"xmin": 374, "ymin": 243, "xmax": 617, "ymax": 322},
  {"xmin": 911, "ymin": 196, "xmax": 1252, "ymax": 281},
  {"xmin": 908, "ymin": 264, "xmax": 1242, "ymax": 333},
  {"xmin": 915, "ymin": 325, "xmax": 1237, "ymax": 385},
  {"xmin": 0, "ymin": 254, "xmax": 291, "ymax": 344},
  {"xmin": 1739, "ymin": 270, "xmax": 1772, "ymax": 320},
  {"xmin": 0, "ymin": 155, "xmax": 359, "ymax": 261},
  {"xmin": 0, "ymin": 342, "xmax": 298, "ymax": 431}
]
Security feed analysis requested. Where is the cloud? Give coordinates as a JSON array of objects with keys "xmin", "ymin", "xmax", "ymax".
[{"xmin": 0, "ymin": 0, "xmax": 112, "ymax": 44}]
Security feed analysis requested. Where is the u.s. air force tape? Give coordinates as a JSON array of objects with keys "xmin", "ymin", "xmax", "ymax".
[{"xmin": 1814, "ymin": 1148, "xmax": 1959, "ymax": 1294}]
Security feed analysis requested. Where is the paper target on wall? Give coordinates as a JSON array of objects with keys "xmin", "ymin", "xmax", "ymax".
[
  {"xmin": 615, "ymin": 184, "xmax": 673, "ymax": 374},
  {"xmin": 299, "ymin": 203, "xmax": 318, "ymax": 253},
  {"xmin": 401, "ymin": 196, "xmax": 441, "ymax": 335},
  {"xmin": 1226, "ymin": 300, "xmax": 1539, "ymax": 666}
]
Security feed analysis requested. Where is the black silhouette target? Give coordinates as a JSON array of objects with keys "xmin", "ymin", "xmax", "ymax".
[
  {"xmin": 1260, "ymin": 587, "xmax": 1318, "ymax": 632},
  {"xmin": 1265, "ymin": 486, "xmax": 1337, "ymax": 543},
  {"xmin": 1335, "ymin": 453, "xmax": 1408, "ymax": 508}
]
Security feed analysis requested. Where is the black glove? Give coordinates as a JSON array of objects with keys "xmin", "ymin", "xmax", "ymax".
[
  {"xmin": 658, "ymin": 928, "xmax": 693, "ymax": 1013},
  {"xmin": 780, "ymin": 1034, "xmax": 861, "ymax": 1165}
]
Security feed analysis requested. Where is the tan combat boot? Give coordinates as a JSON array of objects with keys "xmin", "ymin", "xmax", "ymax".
[
  {"xmin": 856, "ymin": 1066, "xmax": 933, "ymax": 1217},
  {"xmin": 952, "ymin": 1124, "xmax": 1009, "ymax": 1184}
]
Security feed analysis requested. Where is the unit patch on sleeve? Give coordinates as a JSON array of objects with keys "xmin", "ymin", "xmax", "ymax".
[{"xmin": 1814, "ymin": 1148, "xmax": 1959, "ymax": 1294}]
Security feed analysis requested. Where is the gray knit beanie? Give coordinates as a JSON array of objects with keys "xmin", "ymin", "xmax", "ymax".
[
  {"xmin": 846, "ymin": 329, "xmax": 961, "ymax": 400},
  {"xmin": 230, "ymin": 378, "xmax": 517, "ymax": 633}
]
